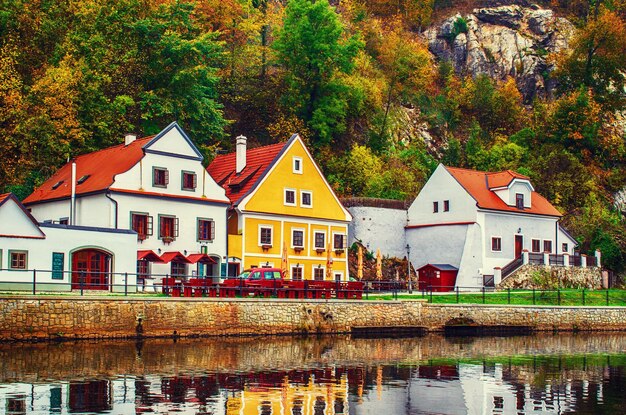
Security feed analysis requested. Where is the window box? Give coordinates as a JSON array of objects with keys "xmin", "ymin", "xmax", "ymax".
[
  {"xmin": 261, "ymin": 244, "xmax": 272, "ymax": 251},
  {"xmin": 293, "ymin": 246, "xmax": 304, "ymax": 253},
  {"xmin": 334, "ymin": 249, "xmax": 344, "ymax": 255},
  {"xmin": 162, "ymin": 236, "xmax": 174, "ymax": 244},
  {"xmin": 315, "ymin": 248, "xmax": 325, "ymax": 254}
]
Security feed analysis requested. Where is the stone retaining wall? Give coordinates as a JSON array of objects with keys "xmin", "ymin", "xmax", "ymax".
[
  {"xmin": 499, "ymin": 265, "xmax": 602, "ymax": 289},
  {"xmin": 0, "ymin": 296, "xmax": 625, "ymax": 341}
]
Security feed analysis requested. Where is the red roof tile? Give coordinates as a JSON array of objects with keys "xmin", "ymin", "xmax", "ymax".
[
  {"xmin": 23, "ymin": 136, "xmax": 153, "ymax": 205},
  {"xmin": 186, "ymin": 253, "xmax": 217, "ymax": 264},
  {"xmin": 0, "ymin": 193, "xmax": 10, "ymax": 204},
  {"xmin": 207, "ymin": 140, "xmax": 289, "ymax": 205},
  {"xmin": 445, "ymin": 166, "xmax": 562, "ymax": 217},
  {"xmin": 137, "ymin": 250, "xmax": 164, "ymax": 262}
]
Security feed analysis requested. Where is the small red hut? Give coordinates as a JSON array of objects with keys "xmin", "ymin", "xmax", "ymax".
[{"xmin": 417, "ymin": 264, "xmax": 458, "ymax": 292}]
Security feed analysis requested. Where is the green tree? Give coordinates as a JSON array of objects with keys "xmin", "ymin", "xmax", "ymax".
[{"xmin": 273, "ymin": 0, "xmax": 363, "ymax": 145}]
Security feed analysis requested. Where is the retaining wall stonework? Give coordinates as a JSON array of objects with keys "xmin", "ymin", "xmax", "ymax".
[
  {"xmin": 499, "ymin": 265, "xmax": 602, "ymax": 289},
  {"xmin": 0, "ymin": 296, "xmax": 625, "ymax": 341}
]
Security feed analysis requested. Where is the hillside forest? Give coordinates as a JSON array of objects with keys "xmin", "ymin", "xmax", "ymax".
[{"xmin": 1, "ymin": 0, "xmax": 626, "ymax": 273}]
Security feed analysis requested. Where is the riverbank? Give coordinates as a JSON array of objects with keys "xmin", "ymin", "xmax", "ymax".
[{"xmin": 1, "ymin": 296, "xmax": 625, "ymax": 341}]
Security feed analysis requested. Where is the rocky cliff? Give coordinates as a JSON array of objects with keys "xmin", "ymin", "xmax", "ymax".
[{"xmin": 425, "ymin": 3, "xmax": 574, "ymax": 102}]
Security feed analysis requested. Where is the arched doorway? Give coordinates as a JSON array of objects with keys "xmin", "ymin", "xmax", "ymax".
[{"xmin": 72, "ymin": 249, "xmax": 112, "ymax": 290}]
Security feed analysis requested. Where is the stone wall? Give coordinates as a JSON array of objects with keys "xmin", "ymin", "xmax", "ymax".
[
  {"xmin": 1, "ymin": 296, "xmax": 625, "ymax": 341},
  {"xmin": 499, "ymin": 265, "xmax": 602, "ymax": 289}
]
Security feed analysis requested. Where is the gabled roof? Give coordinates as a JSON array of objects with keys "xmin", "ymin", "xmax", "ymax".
[
  {"xmin": 207, "ymin": 137, "xmax": 294, "ymax": 206},
  {"xmin": 23, "ymin": 121, "xmax": 203, "ymax": 206},
  {"xmin": 445, "ymin": 166, "xmax": 562, "ymax": 217},
  {"xmin": 418, "ymin": 264, "xmax": 458, "ymax": 271},
  {"xmin": 23, "ymin": 136, "xmax": 153, "ymax": 205},
  {"xmin": 0, "ymin": 193, "xmax": 46, "ymax": 238},
  {"xmin": 486, "ymin": 170, "xmax": 531, "ymax": 189}
]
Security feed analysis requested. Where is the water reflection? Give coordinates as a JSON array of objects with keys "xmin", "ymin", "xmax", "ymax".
[{"xmin": 0, "ymin": 333, "xmax": 624, "ymax": 414}]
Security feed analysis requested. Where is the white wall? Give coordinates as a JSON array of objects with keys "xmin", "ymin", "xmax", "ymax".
[
  {"xmin": 112, "ymin": 192, "xmax": 228, "ymax": 277},
  {"xmin": 348, "ymin": 206, "xmax": 407, "ymax": 258},
  {"xmin": 0, "ymin": 198, "xmax": 43, "ymax": 237},
  {"xmin": 407, "ymin": 165, "xmax": 477, "ymax": 225},
  {"xmin": 29, "ymin": 194, "xmax": 113, "ymax": 228},
  {"xmin": 0, "ymin": 224, "xmax": 136, "ymax": 291},
  {"xmin": 494, "ymin": 180, "xmax": 533, "ymax": 207},
  {"xmin": 406, "ymin": 224, "xmax": 471, "ymax": 270},
  {"xmin": 480, "ymin": 210, "xmax": 559, "ymax": 271}
]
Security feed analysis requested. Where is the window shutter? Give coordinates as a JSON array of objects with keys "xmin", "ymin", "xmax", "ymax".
[
  {"xmin": 164, "ymin": 169, "xmax": 169, "ymax": 185},
  {"xmin": 153, "ymin": 169, "xmax": 158, "ymax": 186},
  {"xmin": 197, "ymin": 220, "xmax": 202, "ymax": 241},
  {"xmin": 192, "ymin": 173, "xmax": 197, "ymax": 189},
  {"xmin": 147, "ymin": 216, "xmax": 153, "ymax": 236},
  {"xmin": 210, "ymin": 221, "xmax": 215, "ymax": 240},
  {"xmin": 174, "ymin": 217, "xmax": 179, "ymax": 237}
]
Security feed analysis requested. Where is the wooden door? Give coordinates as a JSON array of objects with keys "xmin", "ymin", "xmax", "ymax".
[
  {"xmin": 72, "ymin": 249, "xmax": 111, "ymax": 290},
  {"xmin": 515, "ymin": 235, "xmax": 523, "ymax": 258}
]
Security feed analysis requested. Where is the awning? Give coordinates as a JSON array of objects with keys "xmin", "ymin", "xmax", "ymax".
[
  {"xmin": 137, "ymin": 250, "xmax": 164, "ymax": 262},
  {"xmin": 186, "ymin": 253, "xmax": 217, "ymax": 264},
  {"xmin": 160, "ymin": 251, "xmax": 192, "ymax": 264}
]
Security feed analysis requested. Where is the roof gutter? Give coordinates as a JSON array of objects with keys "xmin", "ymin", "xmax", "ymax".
[{"xmin": 105, "ymin": 190, "xmax": 119, "ymax": 229}]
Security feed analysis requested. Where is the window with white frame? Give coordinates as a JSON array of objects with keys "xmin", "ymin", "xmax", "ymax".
[
  {"xmin": 301, "ymin": 190, "xmax": 312, "ymax": 208},
  {"xmin": 292, "ymin": 229, "xmax": 305, "ymax": 248},
  {"xmin": 543, "ymin": 240, "xmax": 553, "ymax": 253},
  {"xmin": 333, "ymin": 233, "xmax": 346, "ymax": 250},
  {"xmin": 314, "ymin": 231, "xmax": 326, "ymax": 250},
  {"xmin": 259, "ymin": 226, "xmax": 273, "ymax": 246},
  {"xmin": 531, "ymin": 239, "xmax": 541, "ymax": 253},
  {"xmin": 293, "ymin": 157, "xmax": 303, "ymax": 174},
  {"xmin": 491, "ymin": 237, "xmax": 502, "ymax": 252},
  {"xmin": 562, "ymin": 243, "xmax": 568, "ymax": 253},
  {"xmin": 313, "ymin": 267, "xmax": 325, "ymax": 281},
  {"xmin": 334, "ymin": 272, "xmax": 343, "ymax": 281},
  {"xmin": 284, "ymin": 188, "xmax": 296, "ymax": 206},
  {"xmin": 291, "ymin": 265, "xmax": 303, "ymax": 280}
]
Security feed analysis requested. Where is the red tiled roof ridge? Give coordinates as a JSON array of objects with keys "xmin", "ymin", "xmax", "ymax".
[
  {"xmin": 444, "ymin": 165, "xmax": 562, "ymax": 217},
  {"xmin": 207, "ymin": 138, "xmax": 292, "ymax": 205},
  {"xmin": 72, "ymin": 136, "xmax": 154, "ymax": 161}
]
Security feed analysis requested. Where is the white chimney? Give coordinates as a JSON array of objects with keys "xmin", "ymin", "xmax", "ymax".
[
  {"xmin": 125, "ymin": 133, "xmax": 137, "ymax": 146},
  {"xmin": 236, "ymin": 135, "xmax": 247, "ymax": 174}
]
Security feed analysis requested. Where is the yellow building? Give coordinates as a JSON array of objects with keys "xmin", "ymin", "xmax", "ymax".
[{"xmin": 207, "ymin": 134, "xmax": 352, "ymax": 280}]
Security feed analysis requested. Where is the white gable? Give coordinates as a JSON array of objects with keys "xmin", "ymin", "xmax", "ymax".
[
  {"xmin": 143, "ymin": 122, "xmax": 203, "ymax": 160},
  {"xmin": 407, "ymin": 164, "xmax": 478, "ymax": 225},
  {"xmin": 0, "ymin": 197, "xmax": 45, "ymax": 238}
]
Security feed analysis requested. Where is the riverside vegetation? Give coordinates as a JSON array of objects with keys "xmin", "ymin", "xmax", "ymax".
[{"xmin": 1, "ymin": 0, "xmax": 626, "ymax": 275}]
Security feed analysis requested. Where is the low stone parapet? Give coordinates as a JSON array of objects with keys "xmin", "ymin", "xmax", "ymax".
[{"xmin": 498, "ymin": 264, "xmax": 602, "ymax": 289}]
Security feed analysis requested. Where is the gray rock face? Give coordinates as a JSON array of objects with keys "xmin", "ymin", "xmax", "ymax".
[{"xmin": 425, "ymin": 4, "xmax": 575, "ymax": 102}]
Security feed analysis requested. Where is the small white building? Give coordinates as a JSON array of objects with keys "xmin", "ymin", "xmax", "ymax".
[
  {"xmin": 0, "ymin": 193, "xmax": 136, "ymax": 292},
  {"xmin": 406, "ymin": 165, "xmax": 577, "ymax": 288},
  {"xmin": 23, "ymin": 122, "xmax": 230, "ymax": 287}
]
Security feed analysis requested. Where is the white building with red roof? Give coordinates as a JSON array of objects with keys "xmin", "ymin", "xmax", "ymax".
[
  {"xmin": 406, "ymin": 164, "xmax": 578, "ymax": 288},
  {"xmin": 0, "ymin": 193, "xmax": 136, "ymax": 291},
  {"xmin": 23, "ymin": 122, "xmax": 230, "ymax": 289}
]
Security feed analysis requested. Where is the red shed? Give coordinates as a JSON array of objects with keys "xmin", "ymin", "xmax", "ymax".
[{"xmin": 417, "ymin": 264, "xmax": 458, "ymax": 292}]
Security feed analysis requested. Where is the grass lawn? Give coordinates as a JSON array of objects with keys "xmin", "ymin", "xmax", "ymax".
[{"xmin": 366, "ymin": 289, "xmax": 626, "ymax": 306}]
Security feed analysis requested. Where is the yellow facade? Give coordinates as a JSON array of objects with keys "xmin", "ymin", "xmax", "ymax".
[
  {"xmin": 233, "ymin": 137, "xmax": 351, "ymax": 280},
  {"xmin": 226, "ymin": 375, "xmax": 349, "ymax": 415}
]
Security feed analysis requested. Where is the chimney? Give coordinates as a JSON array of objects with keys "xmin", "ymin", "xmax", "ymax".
[
  {"xmin": 125, "ymin": 133, "xmax": 137, "ymax": 146},
  {"xmin": 236, "ymin": 135, "xmax": 247, "ymax": 174}
]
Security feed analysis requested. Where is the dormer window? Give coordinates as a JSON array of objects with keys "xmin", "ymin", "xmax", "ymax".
[
  {"xmin": 516, "ymin": 193, "xmax": 524, "ymax": 209},
  {"xmin": 77, "ymin": 175, "xmax": 90, "ymax": 184},
  {"xmin": 52, "ymin": 180, "xmax": 64, "ymax": 190}
]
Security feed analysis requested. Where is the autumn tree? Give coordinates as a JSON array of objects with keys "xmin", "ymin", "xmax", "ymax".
[{"xmin": 273, "ymin": 0, "xmax": 363, "ymax": 145}]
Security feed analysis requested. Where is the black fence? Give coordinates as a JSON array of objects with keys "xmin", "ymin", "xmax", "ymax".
[{"xmin": 419, "ymin": 286, "xmax": 626, "ymax": 306}]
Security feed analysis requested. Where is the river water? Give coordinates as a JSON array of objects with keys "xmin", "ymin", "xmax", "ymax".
[{"xmin": 0, "ymin": 333, "xmax": 625, "ymax": 414}]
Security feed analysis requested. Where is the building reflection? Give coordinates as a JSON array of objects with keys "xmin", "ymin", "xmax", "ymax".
[{"xmin": 0, "ymin": 334, "xmax": 625, "ymax": 414}]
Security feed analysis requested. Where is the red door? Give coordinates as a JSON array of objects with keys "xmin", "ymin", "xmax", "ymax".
[
  {"xmin": 72, "ymin": 249, "xmax": 111, "ymax": 290},
  {"xmin": 515, "ymin": 235, "xmax": 523, "ymax": 258}
]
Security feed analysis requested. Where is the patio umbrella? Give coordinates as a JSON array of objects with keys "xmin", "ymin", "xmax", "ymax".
[
  {"xmin": 357, "ymin": 245, "xmax": 363, "ymax": 280},
  {"xmin": 281, "ymin": 241, "xmax": 288, "ymax": 277},
  {"xmin": 325, "ymin": 242, "xmax": 333, "ymax": 280},
  {"xmin": 376, "ymin": 249, "xmax": 382, "ymax": 280}
]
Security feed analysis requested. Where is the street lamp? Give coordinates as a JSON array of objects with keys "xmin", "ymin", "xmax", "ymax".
[{"xmin": 406, "ymin": 243, "xmax": 412, "ymax": 294}]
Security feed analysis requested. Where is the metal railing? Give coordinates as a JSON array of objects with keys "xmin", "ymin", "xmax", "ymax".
[
  {"xmin": 419, "ymin": 286, "xmax": 626, "ymax": 306},
  {"xmin": 0, "ymin": 268, "xmax": 370, "ymax": 300}
]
